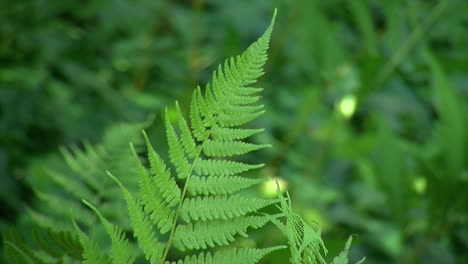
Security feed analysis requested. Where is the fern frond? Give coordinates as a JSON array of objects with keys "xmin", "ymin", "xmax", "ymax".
[
  {"xmin": 194, "ymin": 159, "xmax": 264, "ymax": 176},
  {"xmin": 60, "ymin": 145, "xmax": 101, "ymax": 191},
  {"xmin": 34, "ymin": 191, "xmax": 95, "ymax": 226},
  {"xmin": 269, "ymin": 183, "xmax": 327, "ymax": 264},
  {"xmin": 83, "ymin": 200, "xmax": 135, "ymax": 264},
  {"xmin": 142, "ymin": 131, "xmax": 181, "ymax": 206},
  {"xmin": 203, "ymin": 140, "xmax": 270, "ymax": 157},
  {"xmin": 28, "ymin": 122, "xmax": 146, "ymax": 238},
  {"xmin": 79, "ymin": 10, "xmax": 278, "ymax": 264},
  {"xmin": 31, "ymin": 227, "xmax": 83, "ymax": 260},
  {"xmin": 211, "ymin": 127, "xmax": 264, "ymax": 141},
  {"xmin": 164, "ymin": 9, "xmax": 276, "ymax": 260},
  {"xmin": 202, "ymin": 84, "xmax": 219, "ymax": 119},
  {"xmin": 330, "ymin": 236, "xmax": 366, "ymax": 264},
  {"xmin": 72, "ymin": 218, "xmax": 108, "ymax": 264},
  {"xmin": 224, "ymin": 103, "xmax": 264, "ymax": 113},
  {"xmin": 45, "ymin": 168, "xmax": 94, "ymax": 202},
  {"xmin": 175, "ymin": 102, "xmax": 198, "ymax": 158},
  {"xmin": 180, "ymin": 195, "xmax": 278, "ymax": 222},
  {"xmin": 2, "ymin": 228, "xmax": 48, "ymax": 264},
  {"xmin": 25, "ymin": 207, "xmax": 69, "ymax": 231},
  {"xmin": 165, "ymin": 246, "xmax": 286, "ymax": 264},
  {"xmin": 133, "ymin": 137, "xmax": 180, "ymax": 234},
  {"xmin": 3, "ymin": 241, "xmax": 40, "ymax": 264},
  {"xmin": 299, "ymin": 225, "xmax": 327, "ymax": 264},
  {"xmin": 218, "ymin": 110, "xmax": 265, "ymax": 127},
  {"xmin": 166, "ymin": 109, "xmax": 191, "ymax": 179},
  {"xmin": 173, "ymin": 216, "xmax": 272, "ymax": 251},
  {"xmin": 108, "ymin": 172, "xmax": 165, "ymax": 264},
  {"xmin": 234, "ymin": 86, "xmax": 264, "ymax": 95},
  {"xmin": 187, "ymin": 176, "xmax": 267, "ymax": 196},
  {"xmin": 271, "ymin": 180, "xmax": 366, "ymax": 264}
]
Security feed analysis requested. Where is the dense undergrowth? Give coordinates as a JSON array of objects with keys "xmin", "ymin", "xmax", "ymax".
[{"xmin": 1, "ymin": 0, "xmax": 468, "ymax": 263}]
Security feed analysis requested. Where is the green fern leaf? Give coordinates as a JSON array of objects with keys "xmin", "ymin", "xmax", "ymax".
[
  {"xmin": 27, "ymin": 121, "xmax": 147, "ymax": 241},
  {"xmin": 330, "ymin": 236, "xmax": 366, "ymax": 264},
  {"xmin": 78, "ymin": 9, "xmax": 278, "ymax": 264},
  {"xmin": 218, "ymin": 110, "xmax": 265, "ymax": 127},
  {"xmin": 223, "ymin": 103, "xmax": 265, "ymax": 114},
  {"xmin": 211, "ymin": 127, "xmax": 264, "ymax": 141},
  {"xmin": 133, "ymin": 137, "xmax": 180, "ymax": 234},
  {"xmin": 164, "ymin": 246, "xmax": 286, "ymax": 264},
  {"xmin": 269, "ymin": 185, "xmax": 327, "ymax": 264},
  {"xmin": 189, "ymin": 87, "xmax": 209, "ymax": 141},
  {"xmin": 72, "ymin": 218, "xmax": 109, "ymax": 264},
  {"xmin": 142, "ymin": 131, "xmax": 181, "ymax": 207},
  {"xmin": 3, "ymin": 241, "xmax": 39, "ymax": 264},
  {"xmin": 187, "ymin": 175, "xmax": 267, "ymax": 196},
  {"xmin": 60, "ymin": 145, "xmax": 101, "ymax": 191},
  {"xmin": 203, "ymin": 139, "xmax": 270, "ymax": 157},
  {"xmin": 175, "ymin": 102, "xmax": 198, "ymax": 158},
  {"xmin": 83, "ymin": 200, "xmax": 135, "ymax": 264},
  {"xmin": 194, "ymin": 159, "xmax": 264, "ymax": 176},
  {"xmin": 45, "ymin": 168, "xmax": 94, "ymax": 202},
  {"xmin": 34, "ymin": 191, "xmax": 95, "ymax": 227},
  {"xmin": 271, "ymin": 180, "xmax": 366, "ymax": 264},
  {"xmin": 202, "ymin": 84, "xmax": 219, "ymax": 119},
  {"xmin": 108, "ymin": 172, "xmax": 165, "ymax": 264},
  {"xmin": 31, "ymin": 227, "xmax": 83, "ymax": 260},
  {"xmin": 166, "ymin": 109, "xmax": 191, "ymax": 179},
  {"xmin": 180, "ymin": 195, "xmax": 278, "ymax": 222},
  {"xmin": 3, "ymin": 228, "xmax": 48, "ymax": 264},
  {"xmin": 173, "ymin": 215, "xmax": 272, "ymax": 250},
  {"xmin": 234, "ymin": 86, "xmax": 264, "ymax": 95}
]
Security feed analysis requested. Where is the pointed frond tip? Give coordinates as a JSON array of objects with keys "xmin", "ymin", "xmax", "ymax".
[
  {"xmin": 267, "ymin": 8, "xmax": 277, "ymax": 38},
  {"xmin": 331, "ymin": 235, "xmax": 366, "ymax": 264}
]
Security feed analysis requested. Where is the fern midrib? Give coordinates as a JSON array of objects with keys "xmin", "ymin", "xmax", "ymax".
[
  {"xmin": 161, "ymin": 22, "xmax": 270, "ymax": 261},
  {"xmin": 160, "ymin": 124, "xmax": 214, "ymax": 262}
]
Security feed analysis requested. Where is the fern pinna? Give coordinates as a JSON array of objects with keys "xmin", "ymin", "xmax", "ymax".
[
  {"xmin": 76, "ymin": 10, "xmax": 281, "ymax": 264},
  {"xmin": 27, "ymin": 123, "xmax": 145, "ymax": 233}
]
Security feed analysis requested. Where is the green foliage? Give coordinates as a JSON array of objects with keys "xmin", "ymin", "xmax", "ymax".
[
  {"xmin": 330, "ymin": 237, "xmax": 365, "ymax": 264},
  {"xmin": 27, "ymin": 122, "xmax": 147, "ymax": 232},
  {"xmin": 3, "ymin": 226, "xmax": 82, "ymax": 263},
  {"xmin": 83, "ymin": 200, "xmax": 136, "ymax": 264},
  {"xmin": 2, "ymin": 0, "xmax": 468, "ymax": 263},
  {"xmin": 2, "ymin": 122, "xmax": 148, "ymax": 264},
  {"xmin": 79, "ymin": 10, "xmax": 282, "ymax": 264},
  {"xmin": 270, "ymin": 184, "xmax": 364, "ymax": 264}
]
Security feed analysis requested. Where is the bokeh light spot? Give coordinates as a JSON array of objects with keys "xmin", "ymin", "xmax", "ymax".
[
  {"xmin": 337, "ymin": 94, "xmax": 357, "ymax": 118},
  {"xmin": 261, "ymin": 177, "xmax": 287, "ymax": 198}
]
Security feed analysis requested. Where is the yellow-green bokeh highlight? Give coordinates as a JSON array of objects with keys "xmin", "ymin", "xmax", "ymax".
[
  {"xmin": 336, "ymin": 94, "xmax": 357, "ymax": 119},
  {"xmin": 261, "ymin": 177, "xmax": 288, "ymax": 198}
]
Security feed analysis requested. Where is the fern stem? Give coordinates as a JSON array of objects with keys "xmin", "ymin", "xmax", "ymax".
[
  {"xmin": 161, "ymin": 136, "xmax": 210, "ymax": 262},
  {"xmin": 161, "ymin": 13, "xmax": 276, "ymax": 258}
]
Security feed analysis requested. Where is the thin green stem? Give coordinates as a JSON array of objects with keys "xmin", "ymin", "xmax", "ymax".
[
  {"xmin": 161, "ymin": 146, "xmax": 202, "ymax": 262},
  {"xmin": 161, "ymin": 127, "xmax": 213, "ymax": 262}
]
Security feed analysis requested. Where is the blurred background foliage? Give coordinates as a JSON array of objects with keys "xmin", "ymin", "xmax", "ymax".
[{"xmin": 1, "ymin": 0, "xmax": 467, "ymax": 263}]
